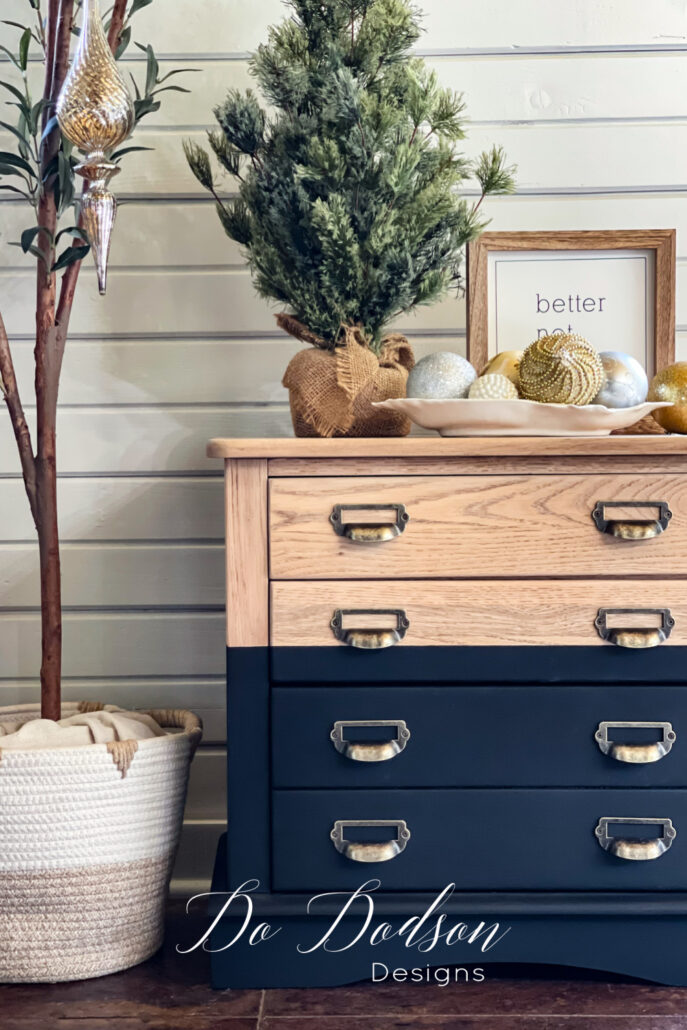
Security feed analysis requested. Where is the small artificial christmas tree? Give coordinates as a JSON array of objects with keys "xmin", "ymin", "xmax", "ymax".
[{"xmin": 186, "ymin": 0, "xmax": 515, "ymax": 436}]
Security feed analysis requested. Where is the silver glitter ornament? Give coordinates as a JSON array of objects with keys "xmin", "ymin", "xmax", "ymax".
[{"xmin": 406, "ymin": 352, "xmax": 477, "ymax": 400}]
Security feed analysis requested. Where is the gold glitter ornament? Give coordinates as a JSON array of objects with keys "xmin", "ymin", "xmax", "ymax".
[
  {"xmin": 481, "ymin": 350, "xmax": 523, "ymax": 391},
  {"xmin": 648, "ymin": 362, "xmax": 687, "ymax": 433},
  {"xmin": 56, "ymin": 0, "xmax": 135, "ymax": 295},
  {"xmin": 519, "ymin": 333, "xmax": 604, "ymax": 405},
  {"xmin": 468, "ymin": 373, "xmax": 519, "ymax": 400}
]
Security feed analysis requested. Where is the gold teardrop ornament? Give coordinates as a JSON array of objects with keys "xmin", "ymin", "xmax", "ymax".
[
  {"xmin": 481, "ymin": 350, "xmax": 523, "ymax": 391},
  {"xmin": 519, "ymin": 333, "xmax": 605, "ymax": 405},
  {"xmin": 56, "ymin": 0, "xmax": 134, "ymax": 295}
]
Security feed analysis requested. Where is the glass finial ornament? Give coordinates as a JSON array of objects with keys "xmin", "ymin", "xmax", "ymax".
[{"xmin": 56, "ymin": 0, "xmax": 134, "ymax": 294}]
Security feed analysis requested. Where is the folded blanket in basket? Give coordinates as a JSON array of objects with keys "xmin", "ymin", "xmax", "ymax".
[{"xmin": 0, "ymin": 705, "xmax": 166, "ymax": 749}]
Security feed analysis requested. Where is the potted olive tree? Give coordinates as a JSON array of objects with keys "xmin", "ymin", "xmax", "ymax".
[
  {"xmin": 0, "ymin": 0, "xmax": 201, "ymax": 982},
  {"xmin": 186, "ymin": 0, "xmax": 515, "ymax": 437}
]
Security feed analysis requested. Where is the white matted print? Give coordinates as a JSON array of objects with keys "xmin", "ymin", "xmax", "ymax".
[
  {"xmin": 466, "ymin": 230, "xmax": 675, "ymax": 376},
  {"xmin": 487, "ymin": 249, "xmax": 655, "ymax": 376}
]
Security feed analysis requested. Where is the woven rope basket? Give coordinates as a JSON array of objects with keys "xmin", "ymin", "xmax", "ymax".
[{"xmin": 0, "ymin": 702, "xmax": 202, "ymax": 983}]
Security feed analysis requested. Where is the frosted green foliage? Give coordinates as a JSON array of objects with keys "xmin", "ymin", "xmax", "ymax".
[{"xmin": 185, "ymin": 0, "xmax": 515, "ymax": 353}]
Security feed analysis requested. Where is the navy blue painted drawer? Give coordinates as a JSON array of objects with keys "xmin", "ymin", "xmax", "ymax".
[
  {"xmin": 272, "ymin": 789, "xmax": 687, "ymax": 892},
  {"xmin": 270, "ymin": 645, "xmax": 687, "ymax": 685},
  {"xmin": 272, "ymin": 685, "xmax": 686, "ymax": 788}
]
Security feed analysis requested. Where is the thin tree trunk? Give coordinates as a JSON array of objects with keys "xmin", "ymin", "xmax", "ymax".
[
  {"xmin": 107, "ymin": 0, "xmax": 128, "ymax": 53},
  {"xmin": 35, "ymin": 0, "xmax": 74, "ymax": 719}
]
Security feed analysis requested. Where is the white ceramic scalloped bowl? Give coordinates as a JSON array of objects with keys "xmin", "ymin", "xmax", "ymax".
[{"xmin": 372, "ymin": 398, "xmax": 673, "ymax": 437}]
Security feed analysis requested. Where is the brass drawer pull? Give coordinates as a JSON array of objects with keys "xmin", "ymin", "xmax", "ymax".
[
  {"xmin": 330, "ymin": 609, "xmax": 409, "ymax": 649},
  {"xmin": 330, "ymin": 819, "xmax": 411, "ymax": 863},
  {"xmin": 330, "ymin": 720, "xmax": 411, "ymax": 762},
  {"xmin": 330, "ymin": 503, "xmax": 409, "ymax": 543},
  {"xmin": 592, "ymin": 500, "xmax": 672, "ymax": 540},
  {"xmin": 595, "ymin": 608, "xmax": 674, "ymax": 649},
  {"xmin": 595, "ymin": 817, "xmax": 676, "ymax": 861},
  {"xmin": 595, "ymin": 721, "xmax": 676, "ymax": 764}
]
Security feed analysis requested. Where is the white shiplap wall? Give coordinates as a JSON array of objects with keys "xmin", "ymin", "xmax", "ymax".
[{"xmin": 2, "ymin": 0, "xmax": 687, "ymax": 891}]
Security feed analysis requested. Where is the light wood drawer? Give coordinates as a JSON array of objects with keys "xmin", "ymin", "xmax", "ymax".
[
  {"xmin": 269, "ymin": 474, "xmax": 687, "ymax": 579},
  {"xmin": 270, "ymin": 579, "xmax": 687, "ymax": 648}
]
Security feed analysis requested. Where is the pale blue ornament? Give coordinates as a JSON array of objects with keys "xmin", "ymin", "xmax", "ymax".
[
  {"xmin": 593, "ymin": 351, "xmax": 649, "ymax": 408},
  {"xmin": 406, "ymin": 352, "xmax": 477, "ymax": 399}
]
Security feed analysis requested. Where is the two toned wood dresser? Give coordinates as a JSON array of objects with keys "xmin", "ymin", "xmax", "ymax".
[{"xmin": 207, "ymin": 436, "xmax": 687, "ymax": 988}]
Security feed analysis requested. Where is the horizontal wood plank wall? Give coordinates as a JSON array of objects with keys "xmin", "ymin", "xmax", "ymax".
[{"xmin": 1, "ymin": 0, "xmax": 685, "ymax": 890}]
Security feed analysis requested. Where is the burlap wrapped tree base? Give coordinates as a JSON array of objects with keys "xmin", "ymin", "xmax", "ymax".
[{"xmin": 279, "ymin": 315, "xmax": 415, "ymax": 437}]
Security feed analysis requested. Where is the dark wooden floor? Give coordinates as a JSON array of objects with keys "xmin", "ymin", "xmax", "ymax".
[{"xmin": 3, "ymin": 901, "xmax": 687, "ymax": 1029}]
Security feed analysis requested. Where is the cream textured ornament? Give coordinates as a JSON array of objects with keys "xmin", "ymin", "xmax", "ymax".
[
  {"xmin": 519, "ymin": 333, "xmax": 604, "ymax": 405},
  {"xmin": 468, "ymin": 374, "xmax": 519, "ymax": 400}
]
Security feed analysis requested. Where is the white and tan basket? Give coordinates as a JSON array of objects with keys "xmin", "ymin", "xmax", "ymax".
[{"xmin": 0, "ymin": 702, "xmax": 202, "ymax": 983}]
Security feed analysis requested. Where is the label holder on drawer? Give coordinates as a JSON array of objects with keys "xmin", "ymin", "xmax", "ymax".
[{"xmin": 592, "ymin": 500, "xmax": 672, "ymax": 540}]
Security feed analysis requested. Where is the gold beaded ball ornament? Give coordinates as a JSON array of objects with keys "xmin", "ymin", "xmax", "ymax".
[
  {"xmin": 519, "ymin": 333, "xmax": 605, "ymax": 405},
  {"xmin": 648, "ymin": 362, "xmax": 687, "ymax": 434},
  {"xmin": 468, "ymin": 374, "xmax": 519, "ymax": 400}
]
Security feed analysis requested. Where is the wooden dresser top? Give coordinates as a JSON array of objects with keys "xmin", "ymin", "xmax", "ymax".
[{"xmin": 208, "ymin": 435, "xmax": 687, "ymax": 460}]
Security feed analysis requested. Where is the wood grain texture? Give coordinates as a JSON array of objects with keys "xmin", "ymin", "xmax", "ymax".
[
  {"xmin": 466, "ymin": 230, "xmax": 676, "ymax": 371},
  {"xmin": 225, "ymin": 459, "xmax": 268, "ymax": 646},
  {"xmin": 269, "ymin": 474, "xmax": 687, "ymax": 579},
  {"xmin": 270, "ymin": 578, "xmax": 687, "ymax": 647},
  {"xmin": 268, "ymin": 455, "xmax": 687, "ymax": 476},
  {"xmin": 262, "ymin": 1020, "xmax": 677, "ymax": 1029},
  {"xmin": 209, "ymin": 436, "xmax": 687, "ymax": 459},
  {"xmin": 262, "ymin": 977, "xmax": 687, "ymax": 1017}
]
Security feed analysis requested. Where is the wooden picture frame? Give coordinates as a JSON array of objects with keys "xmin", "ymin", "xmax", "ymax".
[{"xmin": 466, "ymin": 230, "xmax": 676, "ymax": 376}]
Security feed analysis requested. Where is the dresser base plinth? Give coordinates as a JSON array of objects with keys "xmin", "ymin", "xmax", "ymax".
[{"xmin": 208, "ymin": 835, "xmax": 687, "ymax": 989}]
